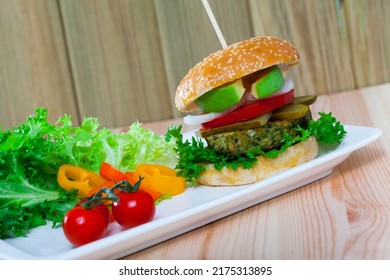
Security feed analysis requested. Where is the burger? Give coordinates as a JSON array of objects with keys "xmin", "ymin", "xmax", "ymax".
[{"xmin": 169, "ymin": 36, "xmax": 345, "ymax": 186}]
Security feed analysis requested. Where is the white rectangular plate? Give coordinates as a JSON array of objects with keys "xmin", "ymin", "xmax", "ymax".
[{"xmin": 0, "ymin": 125, "xmax": 382, "ymax": 259}]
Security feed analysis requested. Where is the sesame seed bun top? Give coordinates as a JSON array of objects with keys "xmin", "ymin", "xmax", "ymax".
[{"xmin": 175, "ymin": 36, "xmax": 300, "ymax": 112}]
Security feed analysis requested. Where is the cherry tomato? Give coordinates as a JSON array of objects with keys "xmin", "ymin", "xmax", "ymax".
[
  {"xmin": 112, "ymin": 190, "xmax": 156, "ymax": 229},
  {"xmin": 201, "ymin": 89, "xmax": 294, "ymax": 129},
  {"xmin": 62, "ymin": 206, "xmax": 109, "ymax": 246}
]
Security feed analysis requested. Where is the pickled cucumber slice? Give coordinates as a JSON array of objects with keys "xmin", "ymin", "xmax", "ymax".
[
  {"xmin": 199, "ymin": 112, "xmax": 272, "ymax": 138},
  {"xmin": 271, "ymin": 103, "xmax": 309, "ymax": 120},
  {"xmin": 195, "ymin": 79, "xmax": 245, "ymax": 113},
  {"xmin": 293, "ymin": 95, "xmax": 317, "ymax": 105},
  {"xmin": 251, "ymin": 65, "xmax": 284, "ymax": 98}
]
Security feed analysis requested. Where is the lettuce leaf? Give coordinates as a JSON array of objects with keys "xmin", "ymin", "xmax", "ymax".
[
  {"xmin": 166, "ymin": 112, "xmax": 346, "ymax": 184},
  {"xmin": 101, "ymin": 122, "xmax": 178, "ymax": 172},
  {"xmin": 0, "ymin": 108, "xmax": 178, "ymax": 238}
]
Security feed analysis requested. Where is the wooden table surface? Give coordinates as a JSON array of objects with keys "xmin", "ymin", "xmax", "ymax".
[{"xmin": 120, "ymin": 83, "xmax": 390, "ymax": 260}]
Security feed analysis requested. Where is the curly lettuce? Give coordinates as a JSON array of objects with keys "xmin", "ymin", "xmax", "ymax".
[
  {"xmin": 0, "ymin": 108, "xmax": 178, "ymax": 238},
  {"xmin": 166, "ymin": 112, "xmax": 347, "ymax": 184}
]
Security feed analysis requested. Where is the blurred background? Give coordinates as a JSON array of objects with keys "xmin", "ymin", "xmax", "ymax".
[{"xmin": 0, "ymin": 0, "xmax": 389, "ymax": 129}]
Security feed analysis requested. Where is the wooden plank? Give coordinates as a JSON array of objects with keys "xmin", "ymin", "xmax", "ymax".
[
  {"xmin": 2, "ymin": 0, "xmax": 390, "ymax": 129},
  {"xmin": 344, "ymin": 0, "xmax": 390, "ymax": 88},
  {"xmin": 0, "ymin": 0, "xmax": 77, "ymax": 128},
  {"xmin": 248, "ymin": 0, "xmax": 356, "ymax": 96},
  {"xmin": 154, "ymin": 0, "xmax": 253, "ymax": 117},
  {"xmin": 208, "ymin": 0, "xmax": 254, "ymax": 45},
  {"xmin": 59, "ymin": 0, "xmax": 172, "ymax": 128}
]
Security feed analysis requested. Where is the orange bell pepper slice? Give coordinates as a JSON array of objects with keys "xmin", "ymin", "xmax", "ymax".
[
  {"xmin": 91, "ymin": 163, "xmax": 164, "ymax": 202},
  {"xmin": 99, "ymin": 162, "xmax": 127, "ymax": 182},
  {"xmin": 124, "ymin": 172, "xmax": 137, "ymax": 184},
  {"xmin": 134, "ymin": 164, "xmax": 186, "ymax": 196},
  {"xmin": 57, "ymin": 164, "xmax": 108, "ymax": 197},
  {"xmin": 125, "ymin": 171, "xmax": 162, "ymax": 201}
]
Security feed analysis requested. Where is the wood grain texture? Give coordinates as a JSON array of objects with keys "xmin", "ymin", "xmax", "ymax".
[
  {"xmin": 249, "ymin": 0, "xmax": 356, "ymax": 97},
  {"xmin": 154, "ymin": 0, "xmax": 253, "ymax": 117},
  {"xmin": 344, "ymin": 0, "xmax": 390, "ymax": 88},
  {"xmin": 0, "ymin": 0, "xmax": 77, "ymax": 127},
  {"xmin": 122, "ymin": 83, "xmax": 390, "ymax": 259},
  {"xmin": 1, "ymin": 0, "xmax": 390, "ymax": 130},
  {"xmin": 59, "ymin": 0, "xmax": 172, "ymax": 128}
]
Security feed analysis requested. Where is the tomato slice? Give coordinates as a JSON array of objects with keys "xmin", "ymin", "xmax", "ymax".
[{"xmin": 201, "ymin": 89, "xmax": 294, "ymax": 129}]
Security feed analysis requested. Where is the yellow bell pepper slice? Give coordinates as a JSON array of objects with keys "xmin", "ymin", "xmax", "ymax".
[
  {"xmin": 134, "ymin": 164, "xmax": 186, "ymax": 196},
  {"xmin": 57, "ymin": 164, "xmax": 108, "ymax": 197}
]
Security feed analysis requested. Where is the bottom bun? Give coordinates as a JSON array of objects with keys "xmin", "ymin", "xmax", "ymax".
[{"xmin": 197, "ymin": 136, "xmax": 319, "ymax": 186}]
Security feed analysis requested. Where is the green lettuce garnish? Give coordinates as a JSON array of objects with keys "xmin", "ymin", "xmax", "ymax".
[
  {"xmin": 0, "ymin": 108, "xmax": 177, "ymax": 238},
  {"xmin": 166, "ymin": 112, "xmax": 347, "ymax": 184}
]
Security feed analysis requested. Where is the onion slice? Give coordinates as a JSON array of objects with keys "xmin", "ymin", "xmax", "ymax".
[{"xmin": 183, "ymin": 112, "xmax": 222, "ymax": 126}]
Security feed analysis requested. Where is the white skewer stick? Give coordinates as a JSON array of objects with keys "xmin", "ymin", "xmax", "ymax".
[{"xmin": 201, "ymin": 0, "xmax": 228, "ymax": 49}]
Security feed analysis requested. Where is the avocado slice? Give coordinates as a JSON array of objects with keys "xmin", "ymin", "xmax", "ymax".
[
  {"xmin": 195, "ymin": 79, "xmax": 245, "ymax": 113},
  {"xmin": 251, "ymin": 65, "xmax": 284, "ymax": 98}
]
